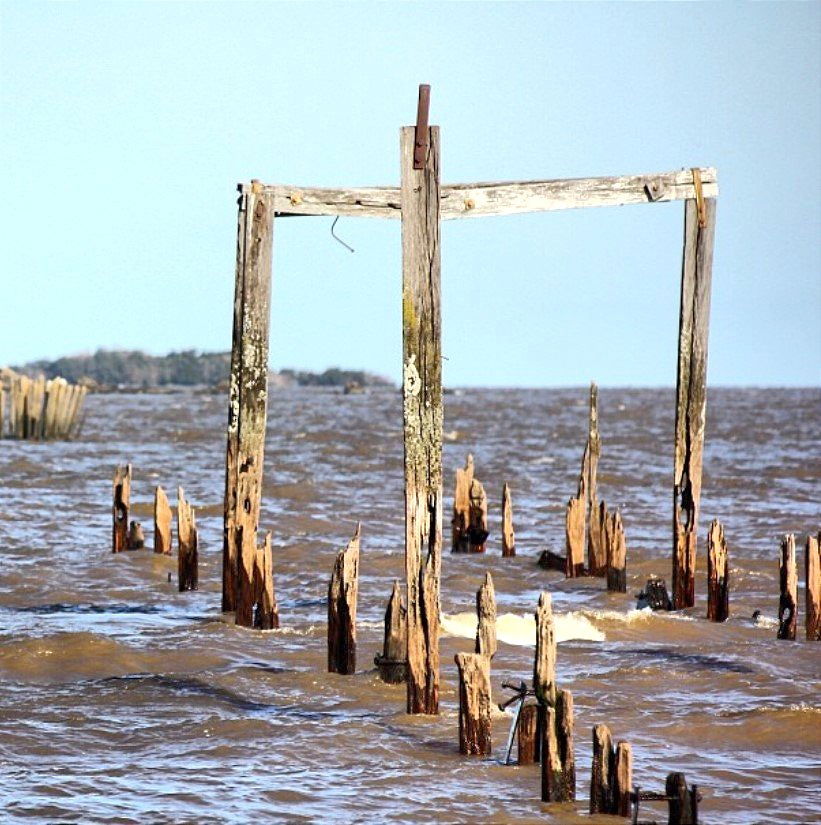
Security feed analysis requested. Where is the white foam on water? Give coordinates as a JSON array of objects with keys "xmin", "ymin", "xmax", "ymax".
[{"xmin": 441, "ymin": 610, "xmax": 605, "ymax": 646}]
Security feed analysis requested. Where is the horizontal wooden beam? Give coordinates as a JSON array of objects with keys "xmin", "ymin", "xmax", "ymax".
[{"xmin": 249, "ymin": 167, "xmax": 718, "ymax": 220}]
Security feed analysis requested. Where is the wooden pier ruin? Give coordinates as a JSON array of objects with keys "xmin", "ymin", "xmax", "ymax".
[{"xmin": 0, "ymin": 372, "xmax": 87, "ymax": 441}]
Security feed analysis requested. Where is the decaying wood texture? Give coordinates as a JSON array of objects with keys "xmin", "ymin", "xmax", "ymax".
[
  {"xmin": 401, "ymin": 125, "xmax": 443, "ymax": 714},
  {"xmin": 613, "ymin": 741, "xmax": 632, "ymax": 817},
  {"xmin": 468, "ymin": 478, "xmax": 489, "ymax": 553},
  {"xmin": 807, "ymin": 532, "xmax": 821, "ymax": 641},
  {"xmin": 229, "ymin": 182, "xmax": 274, "ymax": 627},
  {"xmin": 375, "ymin": 580, "xmax": 407, "ymax": 683},
  {"xmin": 666, "ymin": 772, "xmax": 696, "ymax": 825},
  {"xmin": 475, "ymin": 572, "xmax": 497, "ymax": 660},
  {"xmin": 112, "ymin": 464, "xmax": 131, "ymax": 553},
  {"xmin": 534, "ymin": 592, "xmax": 556, "ymax": 705},
  {"xmin": 673, "ymin": 196, "xmax": 717, "ymax": 610},
  {"xmin": 454, "ymin": 652, "xmax": 491, "ymax": 756},
  {"xmin": 778, "ymin": 533, "xmax": 797, "ymax": 640},
  {"xmin": 328, "ymin": 524, "xmax": 361, "ymax": 674},
  {"xmin": 584, "ymin": 383, "xmax": 605, "ymax": 575},
  {"xmin": 501, "ymin": 482, "xmax": 515, "ymax": 557},
  {"xmin": 565, "ymin": 496, "xmax": 585, "ymax": 577},
  {"xmin": 177, "ymin": 487, "xmax": 198, "ymax": 592},
  {"xmin": 605, "ymin": 510, "xmax": 627, "ymax": 593},
  {"xmin": 153, "ymin": 486, "xmax": 172, "ymax": 555},
  {"xmin": 263, "ymin": 167, "xmax": 718, "ymax": 220},
  {"xmin": 452, "ymin": 454, "xmax": 474, "ymax": 553},
  {"xmin": 0, "ymin": 374, "xmax": 87, "ymax": 441},
  {"xmin": 590, "ymin": 724, "xmax": 614, "ymax": 814},
  {"xmin": 541, "ymin": 690, "xmax": 574, "ymax": 802},
  {"xmin": 253, "ymin": 531, "xmax": 279, "ymax": 630},
  {"xmin": 706, "ymin": 518, "xmax": 729, "ymax": 621},
  {"xmin": 517, "ymin": 703, "xmax": 538, "ymax": 765},
  {"xmin": 126, "ymin": 521, "xmax": 144, "ymax": 550}
]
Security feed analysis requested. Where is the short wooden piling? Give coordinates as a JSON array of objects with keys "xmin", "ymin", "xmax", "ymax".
[
  {"xmin": 807, "ymin": 532, "xmax": 820, "ymax": 641},
  {"xmin": 590, "ymin": 724, "xmax": 614, "ymax": 814},
  {"xmin": 517, "ymin": 703, "xmax": 538, "ymax": 765},
  {"xmin": 475, "ymin": 572, "xmax": 497, "ymax": 660},
  {"xmin": 777, "ymin": 533, "xmax": 797, "ymax": 640},
  {"xmin": 501, "ymin": 482, "xmax": 515, "ymax": 557},
  {"xmin": 706, "ymin": 519, "xmax": 729, "ymax": 622},
  {"xmin": 112, "ymin": 464, "xmax": 131, "ymax": 553},
  {"xmin": 672, "ymin": 196, "xmax": 716, "ymax": 610},
  {"xmin": 177, "ymin": 486, "xmax": 198, "ymax": 592},
  {"xmin": 153, "ymin": 485, "xmax": 172, "ymax": 555},
  {"xmin": 666, "ymin": 772, "xmax": 696, "ymax": 825},
  {"xmin": 127, "ymin": 521, "xmax": 145, "ymax": 550},
  {"xmin": 328, "ymin": 524, "xmax": 361, "ymax": 674},
  {"xmin": 605, "ymin": 509, "xmax": 627, "ymax": 593},
  {"xmin": 468, "ymin": 478, "xmax": 488, "ymax": 553},
  {"xmin": 454, "ymin": 652, "xmax": 491, "ymax": 756},
  {"xmin": 375, "ymin": 580, "xmax": 407, "ymax": 683},
  {"xmin": 452, "ymin": 454, "xmax": 474, "ymax": 553},
  {"xmin": 613, "ymin": 740, "xmax": 632, "ymax": 817},
  {"xmin": 401, "ymin": 122, "xmax": 442, "ymax": 715},
  {"xmin": 565, "ymin": 496, "xmax": 585, "ymax": 577},
  {"xmin": 541, "ymin": 689, "xmax": 574, "ymax": 802},
  {"xmin": 584, "ymin": 382, "xmax": 605, "ymax": 575},
  {"xmin": 534, "ymin": 592, "xmax": 556, "ymax": 705},
  {"xmin": 253, "ymin": 531, "xmax": 279, "ymax": 629}
]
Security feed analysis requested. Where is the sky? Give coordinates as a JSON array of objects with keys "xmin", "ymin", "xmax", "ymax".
[{"xmin": 1, "ymin": 1, "xmax": 819, "ymax": 387}]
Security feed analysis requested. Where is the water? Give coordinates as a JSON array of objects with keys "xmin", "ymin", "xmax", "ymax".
[{"xmin": 0, "ymin": 387, "xmax": 819, "ymax": 824}]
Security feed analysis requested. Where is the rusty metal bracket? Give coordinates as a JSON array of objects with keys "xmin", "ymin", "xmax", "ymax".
[
  {"xmin": 692, "ymin": 168, "xmax": 707, "ymax": 228},
  {"xmin": 413, "ymin": 84, "xmax": 431, "ymax": 169}
]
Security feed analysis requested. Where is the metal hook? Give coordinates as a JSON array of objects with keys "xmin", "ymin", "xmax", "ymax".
[{"xmin": 331, "ymin": 216, "xmax": 354, "ymax": 253}]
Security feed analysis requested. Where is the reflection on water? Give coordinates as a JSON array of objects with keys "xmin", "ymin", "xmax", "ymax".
[{"xmin": 0, "ymin": 387, "xmax": 819, "ymax": 823}]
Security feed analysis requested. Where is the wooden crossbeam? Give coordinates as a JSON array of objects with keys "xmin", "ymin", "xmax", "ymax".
[{"xmin": 253, "ymin": 167, "xmax": 718, "ymax": 220}]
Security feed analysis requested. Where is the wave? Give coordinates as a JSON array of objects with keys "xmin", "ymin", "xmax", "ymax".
[{"xmin": 441, "ymin": 610, "xmax": 605, "ymax": 646}]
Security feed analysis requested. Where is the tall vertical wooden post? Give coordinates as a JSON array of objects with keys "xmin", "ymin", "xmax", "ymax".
[
  {"xmin": 672, "ymin": 193, "xmax": 716, "ymax": 610},
  {"xmin": 401, "ymin": 121, "xmax": 442, "ymax": 715},
  {"xmin": 223, "ymin": 181, "xmax": 274, "ymax": 626}
]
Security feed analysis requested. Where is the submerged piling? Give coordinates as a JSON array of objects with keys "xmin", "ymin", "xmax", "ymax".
[
  {"xmin": 153, "ymin": 485, "xmax": 172, "ymax": 555},
  {"xmin": 112, "ymin": 464, "xmax": 131, "ymax": 553},
  {"xmin": 452, "ymin": 454, "xmax": 474, "ymax": 553},
  {"xmin": 706, "ymin": 519, "xmax": 729, "ymax": 622},
  {"xmin": 375, "ymin": 580, "xmax": 407, "ymax": 683},
  {"xmin": 501, "ymin": 482, "xmax": 515, "ymax": 557},
  {"xmin": 778, "ymin": 533, "xmax": 797, "ymax": 640},
  {"xmin": 177, "ymin": 486, "xmax": 198, "ymax": 592},
  {"xmin": 807, "ymin": 532, "xmax": 820, "ymax": 641},
  {"xmin": 328, "ymin": 525, "xmax": 361, "ymax": 674},
  {"xmin": 565, "ymin": 496, "xmax": 585, "ymax": 577},
  {"xmin": 605, "ymin": 509, "xmax": 627, "ymax": 593},
  {"xmin": 590, "ymin": 724, "xmax": 614, "ymax": 814},
  {"xmin": 253, "ymin": 531, "xmax": 279, "ymax": 629},
  {"xmin": 455, "ymin": 652, "xmax": 491, "ymax": 756},
  {"xmin": 468, "ymin": 478, "xmax": 488, "ymax": 553},
  {"xmin": 475, "ymin": 572, "xmax": 497, "ymax": 661}
]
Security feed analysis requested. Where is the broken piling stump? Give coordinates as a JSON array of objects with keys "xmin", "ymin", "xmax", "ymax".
[
  {"xmin": 468, "ymin": 478, "xmax": 489, "ymax": 553},
  {"xmin": 501, "ymin": 482, "xmax": 515, "ymax": 557},
  {"xmin": 328, "ymin": 524, "xmax": 361, "ymax": 674},
  {"xmin": 666, "ymin": 772, "xmax": 697, "ymax": 825},
  {"xmin": 807, "ymin": 532, "xmax": 820, "ymax": 641},
  {"xmin": 112, "ymin": 464, "xmax": 131, "ymax": 553},
  {"xmin": 452, "ymin": 454, "xmax": 474, "ymax": 553},
  {"xmin": 584, "ymin": 382, "xmax": 605, "ymax": 575},
  {"xmin": 541, "ymin": 689, "xmax": 575, "ymax": 802},
  {"xmin": 590, "ymin": 724, "xmax": 614, "ymax": 814},
  {"xmin": 613, "ymin": 741, "xmax": 632, "ymax": 816},
  {"xmin": 605, "ymin": 509, "xmax": 627, "ymax": 593},
  {"xmin": 454, "ymin": 652, "xmax": 491, "ymax": 756},
  {"xmin": 534, "ymin": 592, "xmax": 556, "ymax": 705},
  {"xmin": 153, "ymin": 485, "xmax": 172, "ymax": 555},
  {"xmin": 778, "ymin": 533, "xmax": 797, "ymax": 640},
  {"xmin": 126, "ymin": 521, "xmax": 145, "ymax": 550},
  {"xmin": 375, "ymin": 580, "xmax": 407, "ymax": 683},
  {"xmin": 517, "ymin": 702, "xmax": 538, "ymax": 765},
  {"xmin": 637, "ymin": 577, "xmax": 672, "ymax": 611},
  {"xmin": 475, "ymin": 571, "xmax": 497, "ymax": 661},
  {"xmin": 565, "ymin": 496, "xmax": 585, "ymax": 577},
  {"xmin": 253, "ymin": 531, "xmax": 279, "ymax": 629},
  {"xmin": 177, "ymin": 487, "xmax": 198, "ymax": 592},
  {"xmin": 706, "ymin": 519, "xmax": 729, "ymax": 622}
]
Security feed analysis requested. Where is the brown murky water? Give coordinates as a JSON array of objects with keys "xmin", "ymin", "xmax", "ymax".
[{"xmin": 0, "ymin": 387, "xmax": 819, "ymax": 824}]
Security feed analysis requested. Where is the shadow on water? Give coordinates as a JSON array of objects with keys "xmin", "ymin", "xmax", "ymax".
[
  {"xmin": 621, "ymin": 646, "xmax": 755, "ymax": 674},
  {"xmin": 8, "ymin": 602, "xmax": 166, "ymax": 615}
]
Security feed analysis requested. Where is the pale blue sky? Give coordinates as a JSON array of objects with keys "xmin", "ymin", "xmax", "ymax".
[{"xmin": 1, "ymin": 1, "xmax": 819, "ymax": 386}]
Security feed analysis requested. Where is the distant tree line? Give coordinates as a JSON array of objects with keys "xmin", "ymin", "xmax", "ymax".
[{"xmin": 14, "ymin": 350, "xmax": 391, "ymax": 389}]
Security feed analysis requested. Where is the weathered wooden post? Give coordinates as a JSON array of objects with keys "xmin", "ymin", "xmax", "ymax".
[
  {"xmin": 590, "ymin": 724, "xmax": 614, "ymax": 814},
  {"xmin": 475, "ymin": 571, "xmax": 497, "ymax": 661},
  {"xmin": 605, "ymin": 510, "xmax": 627, "ymax": 593},
  {"xmin": 501, "ymin": 482, "xmax": 515, "ymax": 557},
  {"xmin": 517, "ymin": 703, "xmax": 538, "ymax": 765},
  {"xmin": 401, "ymin": 99, "xmax": 442, "ymax": 715},
  {"xmin": 375, "ymin": 580, "xmax": 407, "ymax": 683},
  {"xmin": 452, "ymin": 454, "xmax": 473, "ymax": 553},
  {"xmin": 223, "ymin": 179, "xmax": 274, "ymax": 621},
  {"xmin": 613, "ymin": 741, "xmax": 632, "ymax": 816},
  {"xmin": 672, "ymin": 187, "xmax": 716, "ymax": 610},
  {"xmin": 565, "ymin": 496, "xmax": 585, "ymax": 577},
  {"xmin": 534, "ymin": 592, "xmax": 556, "ymax": 706},
  {"xmin": 454, "ymin": 652, "xmax": 491, "ymax": 755},
  {"xmin": 468, "ymin": 478, "xmax": 489, "ymax": 552},
  {"xmin": 112, "ymin": 464, "xmax": 131, "ymax": 553},
  {"xmin": 153, "ymin": 485, "xmax": 172, "ymax": 555},
  {"xmin": 666, "ymin": 772, "xmax": 696, "ymax": 825},
  {"xmin": 585, "ymin": 382, "xmax": 605, "ymax": 574},
  {"xmin": 177, "ymin": 486, "xmax": 198, "ymax": 592},
  {"xmin": 253, "ymin": 531, "xmax": 279, "ymax": 629},
  {"xmin": 706, "ymin": 519, "xmax": 729, "ymax": 622},
  {"xmin": 778, "ymin": 533, "xmax": 797, "ymax": 640},
  {"xmin": 328, "ymin": 524, "xmax": 361, "ymax": 674},
  {"xmin": 807, "ymin": 532, "xmax": 820, "ymax": 641}
]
